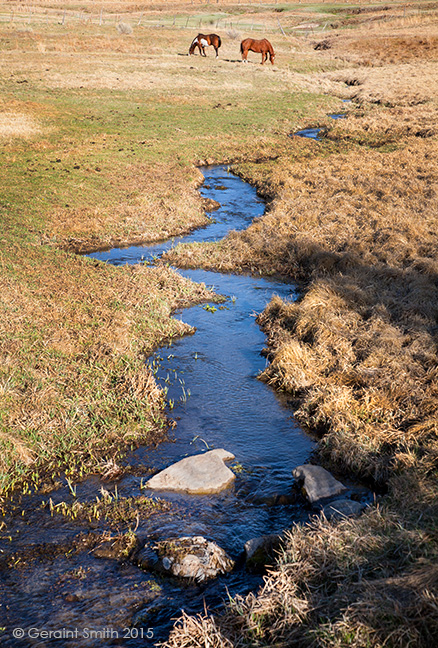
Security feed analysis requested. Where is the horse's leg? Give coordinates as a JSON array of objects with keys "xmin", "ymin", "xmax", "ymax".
[
  {"xmin": 214, "ymin": 46, "xmax": 218, "ymax": 58},
  {"xmin": 242, "ymin": 48, "xmax": 248, "ymax": 62}
]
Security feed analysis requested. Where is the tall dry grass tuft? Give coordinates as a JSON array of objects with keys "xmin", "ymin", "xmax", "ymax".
[
  {"xmin": 163, "ymin": 611, "xmax": 234, "ymax": 648},
  {"xmin": 116, "ymin": 22, "xmax": 133, "ymax": 36}
]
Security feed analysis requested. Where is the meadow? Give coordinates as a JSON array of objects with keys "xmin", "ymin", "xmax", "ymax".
[{"xmin": 1, "ymin": 0, "xmax": 438, "ymax": 644}]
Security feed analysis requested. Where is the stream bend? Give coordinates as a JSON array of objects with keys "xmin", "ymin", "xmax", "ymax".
[{"xmin": 0, "ymin": 166, "xmax": 315, "ymax": 646}]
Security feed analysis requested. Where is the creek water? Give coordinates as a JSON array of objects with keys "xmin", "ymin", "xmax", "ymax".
[
  {"xmin": 294, "ymin": 112, "xmax": 347, "ymax": 140},
  {"xmin": 0, "ymin": 167, "xmax": 315, "ymax": 647}
]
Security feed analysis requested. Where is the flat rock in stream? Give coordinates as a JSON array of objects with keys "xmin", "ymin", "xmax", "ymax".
[
  {"xmin": 293, "ymin": 464, "xmax": 347, "ymax": 505},
  {"xmin": 145, "ymin": 449, "xmax": 236, "ymax": 494},
  {"xmin": 136, "ymin": 536, "xmax": 235, "ymax": 582}
]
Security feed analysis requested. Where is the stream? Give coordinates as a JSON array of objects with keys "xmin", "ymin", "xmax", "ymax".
[{"xmin": 0, "ymin": 166, "xmax": 316, "ymax": 647}]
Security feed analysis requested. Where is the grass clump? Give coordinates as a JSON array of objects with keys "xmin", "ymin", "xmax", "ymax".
[{"xmin": 44, "ymin": 487, "xmax": 170, "ymax": 528}]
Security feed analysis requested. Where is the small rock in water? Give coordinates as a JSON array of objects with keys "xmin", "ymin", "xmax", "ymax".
[
  {"xmin": 244, "ymin": 533, "xmax": 283, "ymax": 573},
  {"xmin": 136, "ymin": 536, "xmax": 234, "ymax": 582},
  {"xmin": 145, "ymin": 449, "xmax": 236, "ymax": 494},
  {"xmin": 321, "ymin": 498, "xmax": 366, "ymax": 521},
  {"xmin": 293, "ymin": 464, "xmax": 348, "ymax": 505}
]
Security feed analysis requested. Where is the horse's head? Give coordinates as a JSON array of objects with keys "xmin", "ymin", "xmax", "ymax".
[
  {"xmin": 189, "ymin": 35, "xmax": 200, "ymax": 55},
  {"xmin": 270, "ymin": 51, "xmax": 275, "ymax": 65}
]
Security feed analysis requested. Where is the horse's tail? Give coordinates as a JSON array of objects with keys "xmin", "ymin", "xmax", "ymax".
[
  {"xmin": 240, "ymin": 40, "xmax": 244, "ymax": 54},
  {"xmin": 217, "ymin": 35, "xmax": 222, "ymax": 48}
]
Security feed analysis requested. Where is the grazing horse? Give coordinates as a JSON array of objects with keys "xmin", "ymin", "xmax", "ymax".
[
  {"xmin": 189, "ymin": 33, "xmax": 222, "ymax": 58},
  {"xmin": 240, "ymin": 38, "xmax": 275, "ymax": 65}
]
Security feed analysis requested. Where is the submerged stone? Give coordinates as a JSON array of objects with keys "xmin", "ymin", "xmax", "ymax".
[
  {"xmin": 321, "ymin": 499, "xmax": 366, "ymax": 521},
  {"xmin": 293, "ymin": 464, "xmax": 347, "ymax": 505},
  {"xmin": 136, "ymin": 536, "xmax": 234, "ymax": 582},
  {"xmin": 145, "ymin": 448, "xmax": 236, "ymax": 494},
  {"xmin": 92, "ymin": 534, "xmax": 141, "ymax": 561},
  {"xmin": 244, "ymin": 533, "xmax": 283, "ymax": 573}
]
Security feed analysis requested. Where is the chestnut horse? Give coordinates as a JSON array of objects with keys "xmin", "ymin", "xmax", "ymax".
[
  {"xmin": 189, "ymin": 33, "xmax": 222, "ymax": 58},
  {"xmin": 240, "ymin": 38, "xmax": 275, "ymax": 65}
]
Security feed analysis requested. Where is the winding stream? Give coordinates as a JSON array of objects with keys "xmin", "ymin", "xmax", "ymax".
[
  {"xmin": 0, "ymin": 167, "xmax": 315, "ymax": 646},
  {"xmin": 294, "ymin": 111, "xmax": 347, "ymax": 140}
]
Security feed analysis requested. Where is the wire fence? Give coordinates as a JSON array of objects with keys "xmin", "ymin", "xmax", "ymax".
[
  {"xmin": 0, "ymin": 7, "xmax": 331, "ymax": 37},
  {"xmin": 0, "ymin": 8, "xmax": 283, "ymax": 34},
  {"xmin": 0, "ymin": 2, "xmax": 421, "ymax": 36}
]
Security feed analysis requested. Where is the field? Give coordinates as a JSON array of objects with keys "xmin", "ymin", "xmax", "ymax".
[{"xmin": 1, "ymin": 0, "xmax": 438, "ymax": 645}]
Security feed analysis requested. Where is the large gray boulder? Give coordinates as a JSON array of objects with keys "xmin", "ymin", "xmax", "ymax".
[
  {"xmin": 293, "ymin": 464, "xmax": 347, "ymax": 505},
  {"xmin": 136, "ymin": 536, "xmax": 234, "ymax": 582},
  {"xmin": 145, "ymin": 449, "xmax": 236, "ymax": 494}
]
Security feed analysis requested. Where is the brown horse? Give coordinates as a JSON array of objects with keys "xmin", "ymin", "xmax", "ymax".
[
  {"xmin": 189, "ymin": 34, "xmax": 222, "ymax": 58},
  {"xmin": 240, "ymin": 38, "xmax": 275, "ymax": 65}
]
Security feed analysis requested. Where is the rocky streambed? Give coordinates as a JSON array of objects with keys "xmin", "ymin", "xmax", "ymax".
[{"xmin": 0, "ymin": 166, "xmax": 371, "ymax": 647}]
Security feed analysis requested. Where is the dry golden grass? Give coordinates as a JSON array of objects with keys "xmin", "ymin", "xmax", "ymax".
[
  {"xmin": 326, "ymin": 102, "xmax": 438, "ymax": 146},
  {"xmin": 45, "ymin": 163, "xmax": 209, "ymax": 252},
  {"xmin": 314, "ymin": 61, "xmax": 438, "ymax": 106},
  {"xmin": 0, "ymin": 111, "xmax": 42, "ymax": 139}
]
